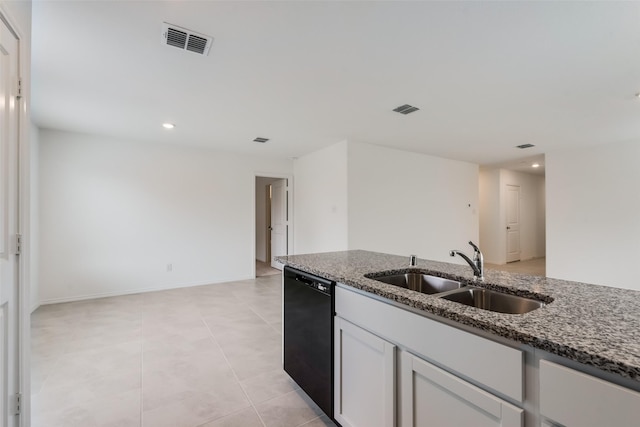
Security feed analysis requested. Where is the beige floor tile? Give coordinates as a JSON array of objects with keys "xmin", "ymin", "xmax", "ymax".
[
  {"xmin": 31, "ymin": 335, "xmax": 70, "ymax": 360},
  {"xmin": 256, "ymin": 389, "xmax": 324, "ymax": 427},
  {"xmin": 270, "ymin": 321, "xmax": 283, "ymax": 334},
  {"xmin": 33, "ymin": 388, "xmax": 141, "ymax": 427},
  {"xmin": 143, "ymin": 353, "xmax": 236, "ymax": 411},
  {"xmin": 35, "ymin": 369, "xmax": 141, "ymax": 414},
  {"xmin": 198, "ymin": 407, "xmax": 264, "ymax": 427},
  {"xmin": 240, "ymin": 368, "xmax": 299, "ymax": 405},
  {"xmin": 209, "ymin": 323, "xmax": 280, "ymax": 347},
  {"xmin": 142, "ymin": 316, "xmax": 210, "ymax": 339},
  {"xmin": 44, "ymin": 341, "xmax": 142, "ymax": 388},
  {"xmin": 485, "ymin": 257, "xmax": 546, "ymax": 276},
  {"xmin": 143, "ymin": 335, "xmax": 222, "ymax": 362},
  {"xmin": 31, "ymin": 275, "xmax": 301, "ymax": 427},
  {"xmin": 299, "ymin": 415, "xmax": 337, "ymax": 427},
  {"xmin": 142, "ymin": 385, "xmax": 251, "ymax": 427},
  {"xmin": 248, "ymin": 304, "xmax": 282, "ymax": 323},
  {"xmin": 30, "ymin": 355, "xmax": 58, "ymax": 395},
  {"xmin": 65, "ymin": 327, "xmax": 142, "ymax": 353}
]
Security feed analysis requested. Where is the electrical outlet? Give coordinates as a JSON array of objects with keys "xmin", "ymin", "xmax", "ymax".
[{"xmin": 167, "ymin": 263, "xmax": 173, "ymax": 272}]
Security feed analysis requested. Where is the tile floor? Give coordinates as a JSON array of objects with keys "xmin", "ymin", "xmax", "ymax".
[
  {"xmin": 485, "ymin": 257, "xmax": 546, "ymax": 277},
  {"xmin": 255, "ymin": 261, "xmax": 281, "ymax": 277},
  {"xmin": 31, "ymin": 274, "xmax": 336, "ymax": 427}
]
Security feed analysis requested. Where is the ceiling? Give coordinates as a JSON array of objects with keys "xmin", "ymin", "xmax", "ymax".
[{"xmin": 31, "ymin": 1, "xmax": 640, "ymax": 168}]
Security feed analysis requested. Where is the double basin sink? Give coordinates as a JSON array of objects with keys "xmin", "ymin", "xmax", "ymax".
[{"xmin": 368, "ymin": 272, "xmax": 546, "ymax": 314}]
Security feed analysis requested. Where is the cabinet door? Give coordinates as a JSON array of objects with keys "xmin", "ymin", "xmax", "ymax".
[
  {"xmin": 401, "ymin": 351, "xmax": 522, "ymax": 427},
  {"xmin": 335, "ymin": 317, "xmax": 396, "ymax": 427},
  {"xmin": 539, "ymin": 360, "xmax": 640, "ymax": 427}
]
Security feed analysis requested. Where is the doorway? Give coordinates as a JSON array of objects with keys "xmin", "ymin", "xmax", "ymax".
[
  {"xmin": 478, "ymin": 157, "xmax": 546, "ymax": 275},
  {"xmin": 255, "ymin": 175, "xmax": 292, "ymax": 277},
  {"xmin": 505, "ymin": 184, "xmax": 521, "ymax": 263}
]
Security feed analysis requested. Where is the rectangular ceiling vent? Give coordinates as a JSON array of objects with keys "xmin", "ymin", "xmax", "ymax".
[
  {"xmin": 254, "ymin": 137, "xmax": 269, "ymax": 143},
  {"xmin": 393, "ymin": 104, "xmax": 420, "ymax": 115},
  {"xmin": 516, "ymin": 144, "xmax": 536, "ymax": 149},
  {"xmin": 162, "ymin": 22, "xmax": 213, "ymax": 56}
]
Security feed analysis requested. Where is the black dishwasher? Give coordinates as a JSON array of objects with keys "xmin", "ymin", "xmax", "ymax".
[{"xmin": 283, "ymin": 266, "xmax": 334, "ymax": 419}]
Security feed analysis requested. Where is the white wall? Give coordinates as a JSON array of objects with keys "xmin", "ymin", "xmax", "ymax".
[
  {"xmin": 479, "ymin": 168, "xmax": 501, "ymax": 264},
  {"xmin": 293, "ymin": 140, "xmax": 348, "ymax": 254},
  {"xmin": 39, "ymin": 129, "xmax": 293, "ymax": 303},
  {"xmin": 546, "ymin": 140, "xmax": 640, "ymax": 290},
  {"xmin": 30, "ymin": 123, "xmax": 39, "ymax": 311},
  {"xmin": 255, "ymin": 176, "xmax": 280, "ymax": 262},
  {"xmin": 347, "ymin": 141, "xmax": 479, "ymax": 263}
]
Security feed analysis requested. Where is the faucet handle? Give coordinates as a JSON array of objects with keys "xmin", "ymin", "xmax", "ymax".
[{"xmin": 468, "ymin": 241, "xmax": 481, "ymax": 254}]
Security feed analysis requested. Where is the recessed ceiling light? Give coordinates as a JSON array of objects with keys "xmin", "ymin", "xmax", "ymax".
[
  {"xmin": 516, "ymin": 144, "xmax": 535, "ymax": 149},
  {"xmin": 162, "ymin": 123, "xmax": 175, "ymax": 129},
  {"xmin": 254, "ymin": 137, "xmax": 269, "ymax": 143},
  {"xmin": 532, "ymin": 163, "xmax": 540, "ymax": 168}
]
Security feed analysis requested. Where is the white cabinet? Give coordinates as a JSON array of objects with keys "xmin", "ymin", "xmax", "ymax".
[
  {"xmin": 334, "ymin": 317, "xmax": 396, "ymax": 427},
  {"xmin": 539, "ymin": 360, "xmax": 640, "ymax": 427},
  {"xmin": 400, "ymin": 351, "xmax": 523, "ymax": 427},
  {"xmin": 335, "ymin": 286, "xmax": 523, "ymax": 402}
]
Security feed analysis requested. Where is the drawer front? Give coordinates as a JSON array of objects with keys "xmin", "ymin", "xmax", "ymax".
[
  {"xmin": 336, "ymin": 285, "xmax": 523, "ymax": 402},
  {"xmin": 539, "ymin": 360, "xmax": 640, "ymax": 426}
]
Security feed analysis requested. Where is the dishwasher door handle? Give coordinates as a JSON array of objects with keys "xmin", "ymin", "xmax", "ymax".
[{"xmin": 295, "ymin": 276, "xmax": 314, "ymax": 286}]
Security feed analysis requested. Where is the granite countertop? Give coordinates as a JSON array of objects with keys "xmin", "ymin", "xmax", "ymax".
[{"xmin": 276, "ymin": 250, "xmax": 640, "ymax": 382}]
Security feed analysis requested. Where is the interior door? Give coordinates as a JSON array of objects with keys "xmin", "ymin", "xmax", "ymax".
[
  {"xmin": 270, "ymin": 179, "xmax": 288, "ymax": 270},
  {"xmin": 0, "ymin": 15, "xmax": 21, "ymax": 427},
  {"xmin": 506, "ymin": 184, "xmax": 521, "ymax": 263}
]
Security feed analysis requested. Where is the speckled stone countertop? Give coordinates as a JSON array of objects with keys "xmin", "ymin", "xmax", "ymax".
[{"xmin": 276, "ymin": 250, "xmax": 640, "ymax": 382}]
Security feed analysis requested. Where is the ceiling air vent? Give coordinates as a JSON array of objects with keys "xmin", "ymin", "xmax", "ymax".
[
  {"xmin": 162, "ymin": 22, "xmax": 213, "ymax": 56},
  {"xmin": 516, "ymin": 144, "xmax": 536, "ymax": 149},
  {"xmin": 254, "ymin": 137, "xmax": 269, "ymax": 143},
  {"xmin": 393, "ymin": 104, "xmax": 420, "ymax": 115}
]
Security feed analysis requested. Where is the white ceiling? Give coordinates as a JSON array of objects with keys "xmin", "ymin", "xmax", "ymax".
[{"xmin": 31, "ymin": 1, "xmax": 640, "ymax": 167}]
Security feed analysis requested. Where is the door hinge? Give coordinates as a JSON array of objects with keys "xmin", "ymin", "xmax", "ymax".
[
  {"xmin": 11, "ymin": 393, "xmax": 22, "ymax": 415},
  {"xmin": 16, "ymin": 78, "xmax": 23, "ymax": 99},
  {"xmin": 15, "ymin": 233, "xmax": 22, "ymax": 255}
]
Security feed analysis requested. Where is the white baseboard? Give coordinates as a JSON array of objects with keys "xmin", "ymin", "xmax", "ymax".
[{"xmin": 38, "ymin": 275, "xmax": 255, "ymax": 306}]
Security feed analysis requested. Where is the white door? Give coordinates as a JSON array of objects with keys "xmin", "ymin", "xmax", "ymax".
[
  {"xmin": 334, "ymin": 317, "xmax": 396, "ymax": 427},
  {"xmin": 400, "ymin": 351, "xmax": 522, "ymax": 427},
  {"xmin": 270, "ymin": 179, "xmax": 288, "ymax": 270},
  {"xmin": 0, "ymin": 16, "xmax": 21, "ymax": 427},
  {"xmin": 506, "ymin": 184, "xmax": 521, "ymax": 263}
]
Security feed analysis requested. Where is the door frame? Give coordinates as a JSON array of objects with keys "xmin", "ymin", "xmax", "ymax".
[
  {"xmin": 0, "ymin": 5, "xmax": 30, "ymax": 427},
  {"xmin": 505, "ymin": 184, "xmax": 521, "ymax": 263},
  {"xmin": 253, "ymin": 173, "xmax": 293, "ymax": 278},
  {"xmin": 265, "ymin": 184, "xmax": 271, "ymax": 265}
]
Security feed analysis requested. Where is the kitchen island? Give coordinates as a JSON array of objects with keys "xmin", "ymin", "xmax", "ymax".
[{"xmin": 277, "ymin": 250, "xmax": 640, "ymax": 427}]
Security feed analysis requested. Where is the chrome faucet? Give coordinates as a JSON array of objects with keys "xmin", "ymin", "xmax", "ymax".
[{"xmin": 450, "ymin": 241, "xmax": 484, "ymax": 281}]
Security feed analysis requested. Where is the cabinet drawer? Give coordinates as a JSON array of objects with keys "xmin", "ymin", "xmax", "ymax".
[
  {"xmin": 539, "ymin": 360, "xmax": 640, "ymax": 426},
  {"xmin": 336, "ymin": 286, "xmax": 523, "ymax": 402}
]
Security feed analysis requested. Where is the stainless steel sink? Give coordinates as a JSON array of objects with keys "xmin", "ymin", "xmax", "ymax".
[
  {"xmin": 440, "ymin": 287, "xmax": 545, "ymax": 314},
  {"xmin": 372, "ymin": 273, "xmax": 465, "ymax": 295}
]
